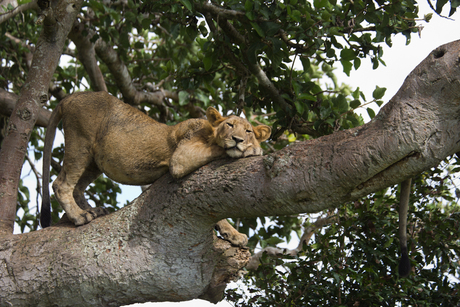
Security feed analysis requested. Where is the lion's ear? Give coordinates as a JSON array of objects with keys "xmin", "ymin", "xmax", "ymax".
[
  {"xmin": 253, "ymin": 125, "xmax": 271, "ymax": 142},
  {"xmin": 206, "ymin": 107, "xmax": 223, "ymax": 126}
]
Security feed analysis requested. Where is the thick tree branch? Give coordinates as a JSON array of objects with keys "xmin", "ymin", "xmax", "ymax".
[
  {"xmin": 0, "ymin": 194, "xmax": 251, "ymax": 305},
  {"xmin": 178, "ymin": 42, "xmax": 460, "ymax": 220},
  {"xmin": 0, "ymin": 0, "xmax": 84, "ymax": 234},
  {"xmin": 1, "ymin": 41, "xmax": 460, "ymax": 305},
  {"xmin": 0, "ymin": 89, "xmax": 51, "ymax": 127}
]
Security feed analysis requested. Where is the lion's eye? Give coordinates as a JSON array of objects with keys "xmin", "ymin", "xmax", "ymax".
[
  {"xmin": 246, "ymin": 130, "xmax": 252, "ymax": 133},
  {"xmin": 227, "ymin": 123, "xmax": 234, "ymax": 128}
]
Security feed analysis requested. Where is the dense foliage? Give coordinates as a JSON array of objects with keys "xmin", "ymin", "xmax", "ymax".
[{"xmin": 1, "ymin": 0, "xmax": 459, "ymax": 305}]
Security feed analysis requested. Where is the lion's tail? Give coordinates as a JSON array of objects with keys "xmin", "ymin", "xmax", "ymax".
[{"xmin": 40, "ymin": 101, "xmax": 63, "ymax": 228}]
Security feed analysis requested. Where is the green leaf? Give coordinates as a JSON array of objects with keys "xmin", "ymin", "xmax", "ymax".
[
  {"xmin": 335, "ymin": 94, "xmax": 348, "ymax": 113},
  {"xmin": 203, "ymin": 56, "xmax": 213, "ymax": 71},
  {"xmin": 178, "ymin": 91, "xmax": 189, "ymax": 106},
  {"xmin": 298, "ymin": 93, "xmax": 317, "ymax": 101},
  {"xmin": 341, "ymin": 60, "xmax": 352, "ymax": 76},
  {"xmin": 350, "ymin": 99, "xmax": 361, "ymax": 109},
  {"xmin": 288, "ymin": 10, "xmax": 301, "ymax": 22},
  {"xmin": 141, "ymin": 18, "xmax": 151, "ymax": 29},
  {"xmin": 244, "ymin": 0, "xmax": 253, "ymax": 10},
  {"xmin": 367, "ymin": 107, "xmax": 376, "ymax": 119},
  {"xmin": 372, "ymin": 86, "xmax": 386, "ymax": 100},
  {"xmin": 435, "ymin": 0, "xmax": 448, "ymax": 14},
  {"xmin": 245, "ymin": 0, "xmax": 254, "ymax": 19},
  {"xmin": 294, "ymin": 101, "xmax": 305, "ymax": 115},
  {"xmin": 340, "ymin": 48, "xmax": 356, "ymax": 61},
  {"xmin": 314, "ymin": 0, "xmax": 328, "ymax": 8},
  {"xmin": 261, "ymin": 22, "xmax": 282, "ymax": 37},
  {"xmin": 251, "ymin": 22, "xmax": 265, "ymax": 37},
  {"xmin": 179, "ymin": 0, "xmax": 193, "ymax": 12},
  {"xmin": 354, "ymin": 58, "xmax": 361, "ymax": 70}
]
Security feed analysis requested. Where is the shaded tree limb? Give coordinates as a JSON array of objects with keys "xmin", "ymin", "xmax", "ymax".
[
  {"xmin": 1, "ymin": 40, "xmax": 460, "ymax": 305},
  {"xmin": 0, "ymin": 0, "xmax": 84, "ymax": 234},
  {"xmin": 0, "ymin": 89, "xmax": 51, "ymax": 127},
  {"xmin": 94, "ymin": 39, "xmax": 171, "ymax": 109},
  {"xmin": 68, "ymin": 21, "xmax": 108, "ymax": 92}
]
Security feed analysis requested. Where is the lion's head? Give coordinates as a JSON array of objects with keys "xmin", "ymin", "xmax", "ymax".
[{"xmin": 206, "ymin": 107, "xmax": 271, "ymax": 158}]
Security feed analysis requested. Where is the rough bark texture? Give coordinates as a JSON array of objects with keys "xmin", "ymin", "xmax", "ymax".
[
  {"xmin": 68, "ymin": 21, "xmax": 108, "ymax": 92},
  {"xmin": 0, "ymin": 0, "xmax": 84, "ymax": 235},
  {"xmin": 0, "ymin": 89, "xmax": 51, "ymax": 127},
  {"xmin": 1, "ymin": 41, "xmax": 460, "ymax": 306}
]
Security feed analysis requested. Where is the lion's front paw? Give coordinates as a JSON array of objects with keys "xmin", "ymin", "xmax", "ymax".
[
  {"xmin": 215, "ymin": 219, "xmax": 248, "ymax": 247},
  {"xmin": 227, "ymin": 232, "xmax": 248, "ymax": 247},
  {"xmin": 73, "ymin": 207, "xmax": 109, "ymax": 226},
  {"xmin": 242, "ymin": 146, "xmax": 263, "ymax": 157}
]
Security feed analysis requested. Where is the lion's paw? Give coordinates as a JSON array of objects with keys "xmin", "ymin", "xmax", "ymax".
[
  {"xmin": 226, "ymin": 232, "xmax": 248, "ymax": 247},
  {"xmin": 242, "ymin": 146, "xmax": 263, "ymax": 157},
  {"xmin": 73, "ymin": 207, "xmax": 109, "ymax": 226},
  {"xmin": 215, "ymin": 220, "xmax": 248, "ymax": 247}
]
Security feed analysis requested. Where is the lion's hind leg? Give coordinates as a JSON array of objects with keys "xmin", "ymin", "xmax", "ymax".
[
  {"xmin": 53, "ymin": 152, "xmax": 108, "ymax": 226},
  {"xmin": 73, "ymin": 163, "xmax": 109, "ymax": 214}
]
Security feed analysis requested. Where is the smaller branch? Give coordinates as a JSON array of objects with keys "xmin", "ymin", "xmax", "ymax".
[
  {"xmin": 5, "ymin": 32, "xmax": 34, "ymax": 69},
  {"xmin": 197, "ymin": 2, "xmax": 245, "ymax": 19},
  {"xmin": 280, "ymin": 30, "xmax": 312, "ymax": 52},
  {"xmin": 246, "ymin": 216, "xmax": 337, "ymax": 270},
  {"xmin": 0, "ymin": 0, "xmax": 38, "ymax": 24},
  {"xmin": 94, "ymin": 39, "xmax": 169, "ymax": 111},
  {"xmin": 68, "ymin": 21, "xmax": 108, "ymax": 92},
  {"xmin": 214, "ymin": 18, "xmax": 293, "ymax": 114},
  {"xmin": 36, "ymin": 0, "xmax": 56, "ymax": 27},
  {"xmin": 25, "ymin": 154, "xmax": 42, "ymax": 210},
  {"xmin": 291, "ymin": 121, "xmax": 320, "ymax": 137},
  {"xmin": 48, "ymin": 82, "xmax": 67, "ymax": 101}
]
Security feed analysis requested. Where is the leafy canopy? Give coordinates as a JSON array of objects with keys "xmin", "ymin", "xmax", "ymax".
[{"xmin": 1, "ymin": 0, "xmax": 460, "ymax": 305}]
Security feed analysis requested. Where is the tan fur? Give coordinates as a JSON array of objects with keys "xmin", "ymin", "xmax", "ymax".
[{"xmin": 41, "ymin": 92, "xmax": 271, "ymax": 246}]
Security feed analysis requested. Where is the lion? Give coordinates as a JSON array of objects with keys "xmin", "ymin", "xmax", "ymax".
[{"xmin": 41, "ymin": 91, "xmax": 271, "ymax": 247}]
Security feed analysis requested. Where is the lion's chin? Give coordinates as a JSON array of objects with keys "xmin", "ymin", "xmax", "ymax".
[{"xmin": 226, "ymin": 148, "xmax": 243, "ymax": 158}]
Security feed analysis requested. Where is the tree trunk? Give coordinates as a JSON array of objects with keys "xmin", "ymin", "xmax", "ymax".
[
  {"xmin": 1, "ymin": 40, "xmax": 460, "ymax": 306},
  {"xmin": 0, "ymin": 0, "xmax": 84, "ymax": 234}
]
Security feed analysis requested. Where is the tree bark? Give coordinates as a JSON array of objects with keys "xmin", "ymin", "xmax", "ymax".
[
  {"xmin": 68, "ymin": 21, "xmax": 108, "ymax": 92},
  {"xmin": 0, "ymin": 0, "xmax": 84, "ymax": 234},
  {"xmin": 1, "ymin": 40, "xmax": 460, "ymax": 306},
  {"xmin": 0, "ymin": 89, "xmax": 51, "ymax": 127}
]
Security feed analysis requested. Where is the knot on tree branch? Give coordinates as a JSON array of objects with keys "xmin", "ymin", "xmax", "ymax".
[
  {"xmin": 199, "ymin": 235, "xmax": 251, "ymax": 303},
  {"xmin": 36, "ymin": 0, "xmax": 57, "ymax": 40}
]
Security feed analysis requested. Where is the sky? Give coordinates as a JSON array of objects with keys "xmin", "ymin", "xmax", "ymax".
[{"xmin": 17, "ymin": 1, "xmax": 460, "ymax": 307}]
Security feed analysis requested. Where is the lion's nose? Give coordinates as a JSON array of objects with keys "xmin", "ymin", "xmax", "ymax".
[{"xmin": 232, "ymin": 136, "xmax": 244, "ymax": 143}]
